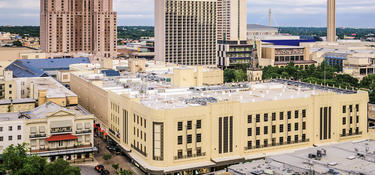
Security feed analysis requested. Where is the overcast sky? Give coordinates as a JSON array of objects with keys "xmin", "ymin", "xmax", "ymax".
[{"xmin": 0, "ymin": 0, "xmax": 374, "ymax": 27}]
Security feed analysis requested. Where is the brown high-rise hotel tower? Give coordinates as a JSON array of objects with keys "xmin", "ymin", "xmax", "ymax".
[
  {"xmin": 40, "ymin": 0, "xmax": 117, "ymax": 59},
  {"xmin": 327, "ymin": 0, "xmax": 336, "ymax": 42}
]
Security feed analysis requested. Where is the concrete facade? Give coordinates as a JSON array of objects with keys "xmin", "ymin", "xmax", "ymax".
[
  {"xmin": 40, "ymin": 0, "xmax": 118, "ymax": 59},
  {"xmin": 327, "ymin": 0, "xmax": 336, "ymax": 42},
  {"xmin": 217, "ymin": 0, "xmax": 247, "ymax": 41},
  {"xmin": 155, "ymin": 0, "xmax": 217, "ymax": 66}
]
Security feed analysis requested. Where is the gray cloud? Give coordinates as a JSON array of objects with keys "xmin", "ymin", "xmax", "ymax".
[{"xmin": 0, "ymin": 0, "xmax": 374, "ymax": 27}]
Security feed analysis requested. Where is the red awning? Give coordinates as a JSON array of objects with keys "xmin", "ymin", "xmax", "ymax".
[{"xmin": 45, "ymin": 134, "xmax": 78, "ymax": 142}]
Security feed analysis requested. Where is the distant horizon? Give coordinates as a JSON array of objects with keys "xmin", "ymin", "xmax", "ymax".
[
  {"xmin": 0, "ymin": 0, "xmax": 375, "ymax": 28},
  {"xmin": 1, "ymin": 25, "xmax": 375, "ymax": 29}
]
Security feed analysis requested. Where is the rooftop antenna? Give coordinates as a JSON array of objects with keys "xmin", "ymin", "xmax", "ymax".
[{"xmin": 269, "ymin": 8, "xmax": 272, "ymax": 26}]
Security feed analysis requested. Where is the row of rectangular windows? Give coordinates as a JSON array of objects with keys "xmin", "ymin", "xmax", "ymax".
[
  {"xmin": 248, "ymin": 109, "xmax": 306, "ymax": 123},
  {"xmin": 247, "ymin": 134, "xmax": 307, "ymax": 149},
  {"xmin": 342, "ymin": 104, "xmax": 359, "ymax": 113},
  {"xmin": 177, "ymin": 134, "xmax": 201, "ymax": 145},
  {"xmin": 248, "ymin": 122, "xmax": 306, "ymax": 136},
  {"xmin": 177, "ymin": 120, "xmax": 201, "ymax": 131}
]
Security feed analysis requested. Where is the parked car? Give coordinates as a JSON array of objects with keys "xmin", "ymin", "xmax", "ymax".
[{"xmin": 95, "ymin": 165, "xmax": 105, "ymax": 172}]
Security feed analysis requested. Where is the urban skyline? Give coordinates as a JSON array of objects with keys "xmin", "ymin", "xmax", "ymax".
[{"xmin": 0, "ymin": 0, "xmax": 375, "ymax": 27}]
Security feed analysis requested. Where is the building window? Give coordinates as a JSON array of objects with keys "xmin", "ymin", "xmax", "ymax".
[
  {"xmin": 342, "ymin": 129, "xmax": 346, "ymax": 136},
  {"xmin": 295, "ymin": 123, "xmax": 299, "ymax": 131},
  {"xmin": 302, "ymin": 134, "xmax": 306, "ymax": 141},
  {"xmin": 279, "ymin": 137, "xmax": 284, "ymax": 145},
  {"xmin": 272, "ymin": 125, "xmax": 276, "ymax": 134},
  {"xmin": 256, "ymin": 114, "xmax": 260, "ymax": 122},
  {"xmin": 350, "ymin": 116, "xmax": 353, "ymax": 124},
  {"xmin": 288, "ymin": 123, "xmax": 291, "ymax": 132},
  {"xmin": 17, "ymin": 135, "xmax": 21, "ymax": 140},
  {"xmin": 247, "ymin": 115, "xmax": 252, "ymax": 123},
  {"xmin": 343, "ymin": 105, "xmax": 346, "ymax": 113},
  {"xmin": 187, "ymin": 134, "xmax": 192, "ymax": 144},
  {"xmin": 264, "ymin": 114, "xmax": 268, "ymax": 122},
  {"xmin": 272, "ymin": 113, "xmax": 276, "ymax": 121},
  {"xmin": 8, "ymin": 136, "xmax": 12, "ymax": 141},
  {"xmin": 342, "ymin": 117, "xmax": 346, "ymax": 125},
  {"xmin": 295, "ymin": 110, "xmax": 299, "ymax": 119},
  {"xmin": 196, "ymin": 120, "xmax": 202, "ymax": 129},
  {"xmin": 177, "ymin": 122, "xmax": 183, "ymax": 131},
  {"xmin": 280, "ymin": 112, "xmax": 284, "ymax": 120},
  {"xmin": 187, "ymin": 121, "xmax": 192, "ymax": 130},
  {"xmin": 280, "ymin": 124, "xmax": 284, "ymax": 133},
  {"xmin": 178, "ymin": 136, "xmax": 182, "ymax": 145},
  {"xmin": 294, "ymin": 135, "xmax": 299, "ymax": 142},
  {"xmin": 17, "ymin": 125, "xmax": 21, "ymax": 130},
  {"xmin": 287, "ymin": 111, "xmax": 291, "ymax": 119},
  {"xmin": 264, "ymin": 126, "xmax": 268, "ymax": 135},
  {"xmin": 247, "ymin": 128, "xmax": 252, "ymax": 136},
  {"xmin": 356, "ymin": 104, "xmax": 359, "ymax": 112},
  {"xmin": 356, "ymin": 116, "xmax": 359, "ymax": 123},
  {"xmin": 187, "ymin": 149, "xmax": 192, "ymax": 157},
  {"xmin": 302, "ymin": 110, "xmax": 306, "ymax": 118},
  {"xmin": 196, "ymin": 134, "xmax": 201, "ymax": 143},
  {"xmin": 177, "ymin": 150, "xmax": 183, "ymax": 159},
  {"xmin": 349, "ymin": 105, "xmax": 353, "ymax": 113},
  {"xmin": 196, "ymin": 147, "xmax": 202, "ymax": 155},
  {"xmin": 0, "ymin": 137, "xmax": 3, "ymax": 141},
  {"xmin": 8, "ymin": 126, "xmax": 12, "ymax": 131},
  {"xmin": 256, "ymin": 127, "xmax": 260, "ymax": 136},
  {"xmin": 0, "ymin": 127, "xmax": 2, "ymax": 132},
  {"xmin": 256, "ymin": 140, "xmax": 260, "ymax": 148},
  {"xmin": 287, "ymin": 136, "xmax": 291, "ymax": 144},
  {"xmin": 247, "ymin": 141, "xmax": 252, "ymax": 149},
  {"xmin": 302, "ymin": 122, "xmax": 306, "ymax": 130}
]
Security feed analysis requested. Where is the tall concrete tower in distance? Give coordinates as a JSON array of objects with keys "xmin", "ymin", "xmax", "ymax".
[
  {"xmin": 327, "ymin": 0, "xmax": 336, "ymax": 42},
  {"xmin": 155, "ymin": 0, "xmax": 217, "ymax": 66},
  {"xmin": 40, "ymin": 0, "xmax": 118, "ymax": 59}
]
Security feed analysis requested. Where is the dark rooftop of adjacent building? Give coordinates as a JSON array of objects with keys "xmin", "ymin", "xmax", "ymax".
[{"xmin": 6, "ymin": 57, "xmax": 90, "ymax": 78}]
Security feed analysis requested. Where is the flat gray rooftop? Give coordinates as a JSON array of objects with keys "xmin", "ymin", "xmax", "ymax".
[{"xmin": 228, "ymin": 140, "xmax": 375, "ymax": 175}]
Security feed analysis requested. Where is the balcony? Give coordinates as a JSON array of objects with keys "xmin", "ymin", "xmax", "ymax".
[
  {"xmin": 174, "ymin": 152, "xmax": 206, "ymax": 160},
  {"xmin": 29, "ymin": 133, "xmax": 47, "ymax": 139},
  {"xmin": 76, "ymin": 129, "xmax": 92, "ymax": 135},
  {"xmin": 51, "ymin": 128, "xmax": 72, "ymax": 134},
  {"xmin": 244, "ymin": 139, "xmax": 310, "ymax": 151}
]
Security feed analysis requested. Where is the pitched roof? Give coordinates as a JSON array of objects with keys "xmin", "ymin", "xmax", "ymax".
[{"xmin": 6, "ymin": 57, "xmax": 90, "ymax": 77}]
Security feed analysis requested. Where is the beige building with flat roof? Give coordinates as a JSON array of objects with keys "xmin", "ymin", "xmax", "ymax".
[
  {"xmin": 260, "ymin": 45, "xmax": 316, "ymax": 68},
  {"xmin": 155, "ymin": 0, "xmax": 217, "ymax": 66},
  {"xmin": 71, "ymin": 68, "xmax": 369, "ymax": 174},
  {"xmin": 40, "ymin": 0, "xmax": 117, "ymax": 59}
]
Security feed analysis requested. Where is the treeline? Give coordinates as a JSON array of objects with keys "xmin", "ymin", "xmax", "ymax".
[
  {"xmin": 0, "ymin": 26, "xmax": 155, "ymax": 40},
  {"xmin": 0, "ymin": 26, "xmax": 39, "ymax": 37},
  {"xmin": 279, "ymin": 27, "xmax": 375, "ymax": 40}
]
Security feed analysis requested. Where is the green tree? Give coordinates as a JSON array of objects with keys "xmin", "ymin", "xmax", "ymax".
[
  {"xmin": 2, "ymin": 144, "xmax": 81, "ymax": 175},
  {"xmin": 117, "ymin": 168, "xmax": 133, "ymax": 175},
  {"xmin": 12, "ymin": 40, "xmax": 22, "ymax": 47},
  {"xmin": 44, "ymin": 159, "xmax": 80, "ymax": 175},
  {"xmin": 103, "ymin": 154, "xmax": 112, "ymax": 161},
  {"xmin": 112, "ymin": 164, "xmax": 119, "ymax": 171},
  {"xmin": 2, "ymin": 144, "xmax": 28, "ymax": 174},
  {"xmin": 17, "ymin": 156, "xmax": 47, "ymax": 175},
  {"xmin": 224, "ymin": 69, "xmax": 236, "ymax": 83}
]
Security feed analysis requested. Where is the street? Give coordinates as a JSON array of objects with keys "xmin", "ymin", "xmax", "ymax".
[{"xmin": 91, "ymin": 136, "xmax": 144, "ymax": 175}]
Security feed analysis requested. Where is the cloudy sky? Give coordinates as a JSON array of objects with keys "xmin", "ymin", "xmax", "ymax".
[{"xmin": 0, "ymin": 0, "xmax": 374, "ymax": 27}]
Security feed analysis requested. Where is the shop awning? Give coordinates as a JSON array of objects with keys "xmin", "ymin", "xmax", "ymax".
[{"xmin": 45, "ymin": 134, "xmax": 78, "ymax": 142}]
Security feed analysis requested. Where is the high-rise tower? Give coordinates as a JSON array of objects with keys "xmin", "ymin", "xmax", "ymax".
[
  {"xmin": 155, "ymin": 0, "xmax": 217, "ymax": 66},
  {"xmin": 327, "ymin": 0, "xmax": 336, "ymax": 42},
  {"xmin": 40, "ymin": 0, "xmax": 117, "ymax": 59},
  {"xmin": 217, "ymin": 0, "xmax": 247, "ymax": 41}
]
